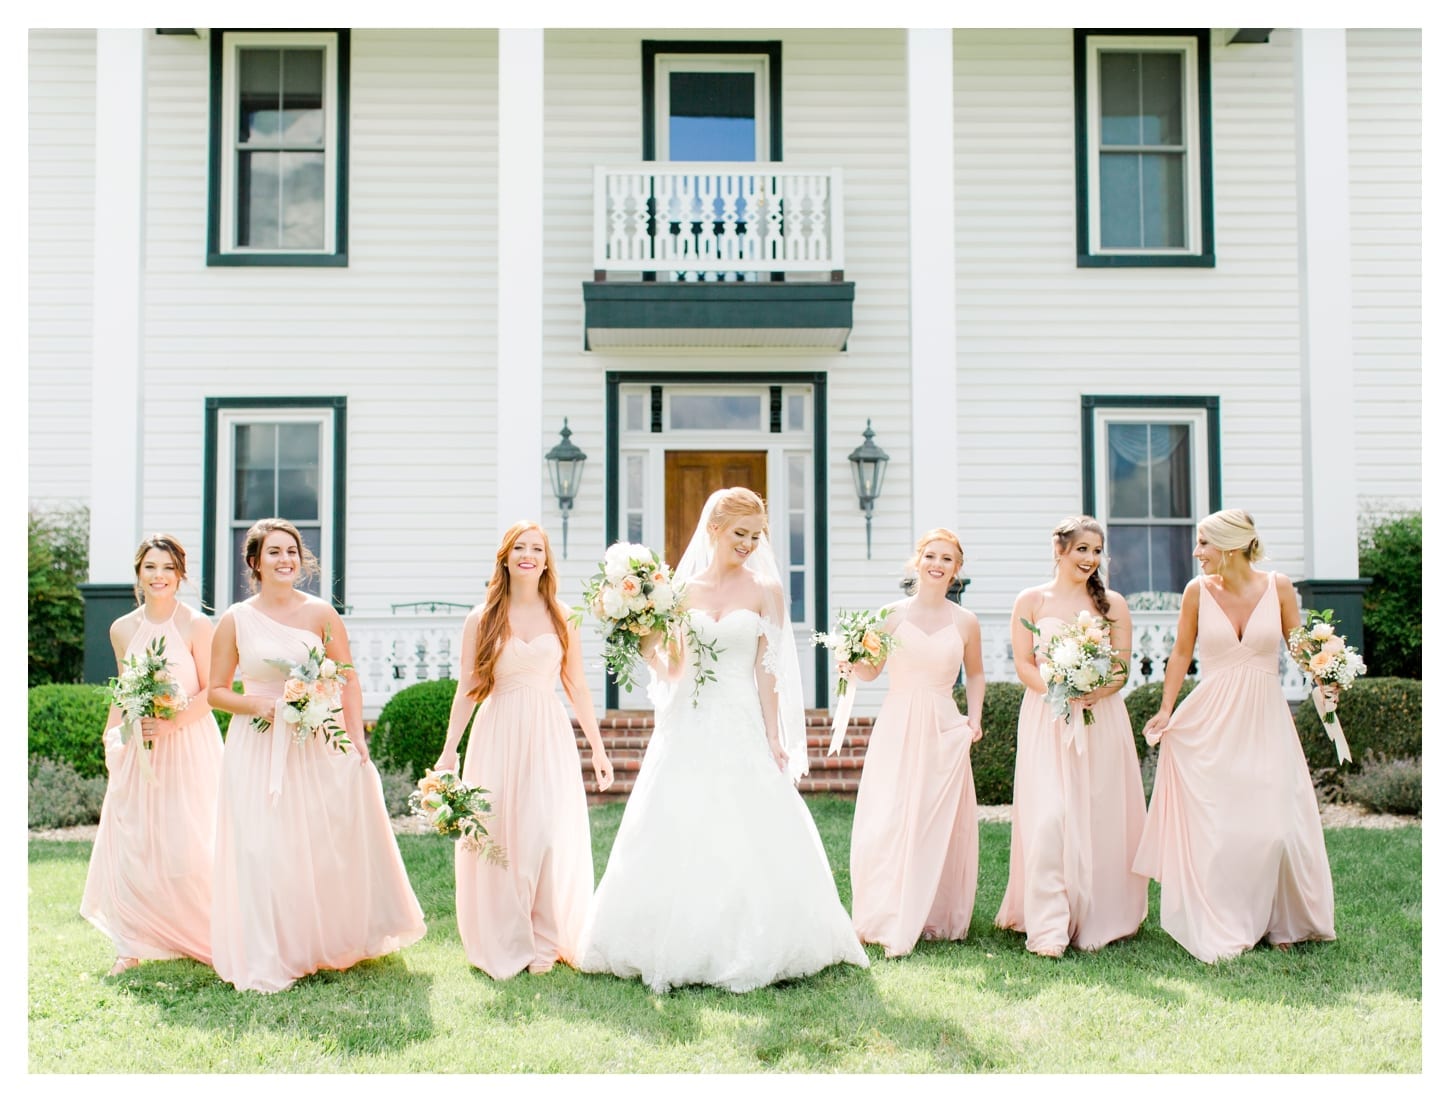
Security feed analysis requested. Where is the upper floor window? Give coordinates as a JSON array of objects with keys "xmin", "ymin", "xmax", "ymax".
[
  {"xmin": 1075, "ymin": 30, "xmax": 1215, "ymax": 268},
  {"xmin": 208, "ymin": 30, "xmax": 349, "ymax": 266}
]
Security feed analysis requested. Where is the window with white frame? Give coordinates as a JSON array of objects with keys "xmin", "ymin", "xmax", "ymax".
[
  {"xmin": 208, "ymin": 30, "xmax": 348, "ymax": 265},
  {"xmin": 1089, "ymin": 403, "xmax": 1216, "ymax": 599},
  {"xmin": 204, "ymin": 400, "xmax": 344, "ymax": 610},
  {"xmin": 1076, "ymin": 30, "xmax": 1214, "ymax": 266}
]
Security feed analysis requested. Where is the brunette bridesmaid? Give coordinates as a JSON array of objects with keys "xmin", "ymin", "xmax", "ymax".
[{"xmin": 81, "ymin": 535, "xmax": 225, "ymax": 975}]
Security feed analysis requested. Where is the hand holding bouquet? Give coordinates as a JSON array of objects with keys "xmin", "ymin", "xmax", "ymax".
[
  {"xmin": 575, "ymin": 542, "xmax": 718, "ymax": 706},
  {"xmin": 813, "ymin": 607, "xmax": 898, "ymax": 755},
  {"xmin": 107, "ymin": 636, "xmax": 187, "ymax": 738},
  {"xmin": 1288, "ymin": 608, "xmax": 1364, "ymax": 763},
  {"xmin": 1023, "ymin": 610, "xmax": 1127, "ymax": 728},
  {"xmin": 409, "ymin": 770, "xmax": 507, "ymax": 865},
  {"xmin": 254, "ymin": 628, "xmax": 353, "ymax": 754}
]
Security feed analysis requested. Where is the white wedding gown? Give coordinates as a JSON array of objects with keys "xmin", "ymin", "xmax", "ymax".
[{"xmin": 578, "ymin": 607, "xmax": 869, "ymax": 993}]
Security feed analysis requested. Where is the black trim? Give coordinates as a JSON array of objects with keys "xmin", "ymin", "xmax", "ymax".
[
  {"xmin": 642, "ymin": 40, "xmax": 783, "ymax": 163},
  {"xmin": 583, "ymin": 281, "xmax": 854, "ymax": 346},
  {"xmin": 1074, "ymin": 29, "xmax": 1215, "ymax": 268},
  {"xmin": 207, "ymin": 29, "xmax": 350, "ymax": 267},
  {"xmin": 1079, "ymin": 395, "xmax": 1222, "ymax": 516},
  {"xmin": 604, "ymin": 371, "xmax": 829, "ymax": 709},
  {"xmin": 202, "ymin": 396, "xmax": 348, "ymax": 613}
]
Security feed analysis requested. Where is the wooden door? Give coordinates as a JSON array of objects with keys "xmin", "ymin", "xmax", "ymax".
[{"xmin": 663, "ymin": 450, "xmax": 768, "ymax": 568}]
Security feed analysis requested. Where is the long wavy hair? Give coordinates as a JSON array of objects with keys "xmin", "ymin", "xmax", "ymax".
[
  {"xmin": 468, "ymin": 521, "xmax": 569, "ymax": 703},
  {"xmin": 242, "ymin": 517, "xmax": 319, "ymax": 592},
  {"xmin": 1052, "ymin": 515, "xmax": 1112, "ymax": 617}
]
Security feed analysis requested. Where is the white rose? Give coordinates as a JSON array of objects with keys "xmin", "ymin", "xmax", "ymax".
[
  {"xmin": 319, "ymin": 658, "xmax": 337, "ymax": 678},
  {"xmin": 627, "ymin": 592, "xmax": 650, "ymax": 614},
  {"xmin": 601, "ymin": 586, "xmax": 628, "ymax": 619},
  {"xmin": 1076, "ymin": 609, "xmax": 1095, "ymax": 627},
  {"xmin": 301, "ymin": 699, "xmax": 332, "ymax": 730},
  {"xmin": 1311, "ymin": 622, "xmax": 1335, "ymax": 641},
  {"xmin": 1070, "ymin": 666, "xmax": 1098, "ymax": 691},
  {"xmin": 281, "ymin": 704, "xmax": 303, "ymax": 726},
  {"xmin": 603, "ymin": 543, "xmax": 633, "ymax": 582},
  {"xmin": 1049, "ymin": 640, "xmax": 1083, "ymax": 670}
]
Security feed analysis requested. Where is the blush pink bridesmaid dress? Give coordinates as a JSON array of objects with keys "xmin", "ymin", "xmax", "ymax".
[
  {"xmin": 1133, "ymin": 575, "xmax": 1335, "ymax": 962},
  {"xmin": 80, "ymin": 610, "xmax": 224, "ymax": 966},
  {"xmin": 454, "ymin": 633, "xmax": 597, "ymax": 979},
  {"xmin": 210, "ymin": 603, "xmax": 426, "ymax": 992},
  {"xmin": 995, "ymin": 615, "xmax": 1148, "ymax": 955},
  {"xmin": 850, "ymin": 621, "xmax": 978, "ymax": 956}
]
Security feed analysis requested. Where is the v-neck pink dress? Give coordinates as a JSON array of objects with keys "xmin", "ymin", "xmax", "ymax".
[
  {"xmin": 80, "ymin": 608, "xmax": 224, "ymax": 965},
  {"xmin": 1133, "ymin": 573, "xmax": 1336, "ymax": 962},
  {"xmin": 455, "ymin": 631, "xmax": 597, "ymax": 979},
  {"xmin": 850, "ymin": 620, "xmax": 978, "ymax": 956},
  {"xmin": 210, "ymin": 602, "xmax": 426, "ymax": 992}
]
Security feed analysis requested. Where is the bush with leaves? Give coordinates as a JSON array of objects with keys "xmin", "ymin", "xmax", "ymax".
[
  {"xmin": 29, "ymin": 683, "xmax": 110, "ymax": 779},
  {"xmin": 1359, "ymin": 512, "xmax": 1421, "ymax": 679},
  {"xmin": 1342, "ymin": 752, "xmax": 1420, "ymax": 816},
  {"xmin": 371, "ymin": 678, "xmax": 475, "ymax": 779},
  {"xmin": 28, "ymin": 506, "xmax": 89, "ymax": 687},
  {"xmin": 376, "ymin": 767, "xmax": 419, "ymax": 818},
  {"xmin": 1122, "ymin": 679, "xmax": 1197, "ymax": 763},
  {"xmin": 953, "ymin": 681, "xmax": 1025, "ymax": 805},
  {"xmin": 1295, "ymin": 676, "xmax": 1421, "ymax": 775},
  {"xmin": 29, "ymin": 756, "xmax": 108, "ymax": 829}
]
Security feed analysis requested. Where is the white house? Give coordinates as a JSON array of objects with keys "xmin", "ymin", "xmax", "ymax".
[{"xmin": 28, "ymin": 27, "xmax": 1421, "ymax": 718}]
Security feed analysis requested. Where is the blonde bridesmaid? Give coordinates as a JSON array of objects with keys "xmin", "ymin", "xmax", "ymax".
[
  {"xmin": 995, "ymin": 516, "xmax": 1148, "ymax": 957},
  {"xmin": 1135, "ymin": 510, "xmax": 1335, "ymax": 962},
  {"xmin": 207, "ymin": 518, "xmax": 426, "ymax": 992},
  {"xmin": 81, "ymin": 536, "xmax": 225, "ymax": 975},
  {"xmin": 845, "ymin": 528, "xmax": 985, "ymax": 956},
  {"xmin": 433, "ymin": 522, "xmax": 614, "ymax": 979}
]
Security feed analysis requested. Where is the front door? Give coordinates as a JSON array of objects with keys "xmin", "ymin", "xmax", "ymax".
[{"xmin": 663, "ymin": 450, "xmax": 768, "ymax": 567}]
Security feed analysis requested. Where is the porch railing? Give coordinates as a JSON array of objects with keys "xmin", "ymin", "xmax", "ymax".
[{"xmin": 592, "ymin": 164, "xmax": 845, "ymax": 276}]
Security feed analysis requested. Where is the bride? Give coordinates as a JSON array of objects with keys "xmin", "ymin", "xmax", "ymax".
[{"xmin": 578, "ymin": 487, "xmax": 868, "ymax": 993}]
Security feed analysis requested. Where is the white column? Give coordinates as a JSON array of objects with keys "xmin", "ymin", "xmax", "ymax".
[
  {"xmin": 496, "ymin": 29, "xmax": 545, "ymax": 529},
  {"xmin": 1294, "ymin": 29, "xmax": 1359, "ymax": 578},
  {"xmin": 907, "ymin": 29, "xmax": 959, "ymax": 537},
  {"xmin": 88, "ymin": 29, "xmax": 147, "ymax": 582}
]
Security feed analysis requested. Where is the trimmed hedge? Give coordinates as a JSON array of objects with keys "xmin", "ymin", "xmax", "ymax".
[
  {"xmin": 1294, "ymin": 676, "xmax": 1421, "ymax": 775},
  {"xmin": 29, "ymin": 756, "xmax": 107, "ymax": 829},
  {"xmin": 372, "ymin": 678, "xmax": 475, "ymax": 780},
  {"xmin": 1342, "ymin": 752, "xmax": 1421, "ymax": 816},
  {"xmin": 29, "ymin": 683, "xmax": 110, "ymax": 779},
  {"xmin": 1359, "ymin": 512, "xmax": 1421, "ymax": 678},
  {"xmin": 953, "ymin": 681, "xmax": 1024, "ymax": 805}
]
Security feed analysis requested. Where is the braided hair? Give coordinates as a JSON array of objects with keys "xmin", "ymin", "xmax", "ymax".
[{"xmin": 1052, "ymin": 515, "xmax": 1111, "ymax": 617}]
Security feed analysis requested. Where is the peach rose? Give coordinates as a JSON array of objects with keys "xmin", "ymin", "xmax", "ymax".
[
  {"xmin": 861, "ymin": 630, "xmax": 883, "ymax": 657},
  {"xmin": 283, "ymin": 678, "xmax": 308, "ymax": 702},
  {"xmin": 1308, "ymin": 650, "xmax": 1334, "ymax": 675},
  {"xmin": 619, "ymin": 575, "xmax": 643, "ymax": 598},
  {"xmin": 1321, "ymin": 636, "xmax": 1345, "ymax": 655}
]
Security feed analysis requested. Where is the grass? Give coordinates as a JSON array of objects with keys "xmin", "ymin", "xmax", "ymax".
[{"xmin": 28, "ymin": 798, "xmax": 1421, "ymax": 1073}]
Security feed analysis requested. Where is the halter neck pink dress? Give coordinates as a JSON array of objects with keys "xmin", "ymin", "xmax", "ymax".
[
  {"xmin": 850, "ymin": 619, "xmax": 978, "ymax": 956},
  {"xmin": 80, "ymin": 608, "xmax": 224, "ymax": 965},
  {"xmin": 1133, "ymin": 574, "xmax": 1335, "ymax": 962},
  {"xmin": 210, "ymin": 602, "xmax": 426, "ymax": 992},
  {"xmin": 995, "ymin": 615, "xmax": 1148, "ymax": 953},
  {"xmin": 455, "ymin": 631, "xmax": 597, "ymax": 979}
]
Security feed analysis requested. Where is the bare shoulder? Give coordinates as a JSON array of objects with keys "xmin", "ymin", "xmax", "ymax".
[
  {"xmin": 1103, "ymin": 589, "xmax": 1131, "ymax": 618},
  {"xmin": 109, "ymin": 608, "xmax": 141, "ymax": 648},
  {"xmin": 1012, "ymin": 585, "xmax": 1047, "ymax": 617},
  {"xmin": 175, "ymin": 601, "xmax": 213, "ymax": 639},
  {"xmin": 1271, "ymin": 571, "xmax": 1295, "ymax": 596},
  {"xmin": 751, "ymin": 572, "xmax": 784, "ymax": 615},
  {"xmin": 952, "ymin": 603, "xmax": 980, "ymax": 631}
]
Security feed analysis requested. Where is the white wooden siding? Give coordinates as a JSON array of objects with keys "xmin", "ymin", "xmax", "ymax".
[
  {"xmin": 1346, "ymin": 29, "xmax": 1421, "ymax": 517},
  {"xmin": 28, "ymin": 30, "xmax": 96, "ymax": 508}
]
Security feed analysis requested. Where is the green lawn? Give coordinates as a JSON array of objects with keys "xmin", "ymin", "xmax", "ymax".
[{"xmin": 28, "ymin": 798, "xmax": 1421, "ymax": 1073}]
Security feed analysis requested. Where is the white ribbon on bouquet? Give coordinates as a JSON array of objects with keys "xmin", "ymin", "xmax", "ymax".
[
  {"xmin": 1311, "ymin": 685, "xmax": 1353, "ymax": 765},
  {"xmin": 826, "ymin": 676, "xmax": 858, "ymax": 757},
  {"xmin": 115, "ymin": 720, "xmax": 157, "ymax": 783}
]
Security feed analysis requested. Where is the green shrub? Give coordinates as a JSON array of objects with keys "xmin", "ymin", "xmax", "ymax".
[
  {"xmin": 954, "ymin": 681, "xmax": 1025, "ymax": 805},
  {"xmin": 29, "ymin": 756, "xmax": 107, "ymax": 829},
  {"xmin": 1342, "ymin": 752, "xmax": 1421, "ymax": 816},
  {"xmin": 1359, "ymin": 512, "xmax": 1421, "ymax": 679},
  {"xmin": 210, "ymin": 680, "xmax": 246, "ymax": 736},
  {"xmin": 29, "ymin": 683, "xmax": 110, "ymax": 779},
  {"xmin": 372, "ymin": 678, "xmax": 474, "ymax": 779},
  {"xmin": 1122, "ymin": 679, "xmax": 1197, "ymax": 764},
  {"xmin": 376, "ymin": 768, "xmax": 418, "ymax": 818},
  {"xmin": 28, "ymin": 506, "xmax": 89, "ymax": 687},
  {"xmin": 1295, "ymin": 676, "xmax": 1421, "ymax": 775}
]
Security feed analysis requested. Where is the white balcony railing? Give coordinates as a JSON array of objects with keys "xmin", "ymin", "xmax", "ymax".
[
  {"xmin": 593, "ymin": 164, "xmax": 845, "ymax": 276},
  {"xmin": 349, "ymin": 611, "xmax": 1309, "ymax": 720}
]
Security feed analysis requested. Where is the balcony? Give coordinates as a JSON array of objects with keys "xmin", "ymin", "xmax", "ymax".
[{"xmin": 584, "ymin": 164, "xmax": 854, "ymax": 352}]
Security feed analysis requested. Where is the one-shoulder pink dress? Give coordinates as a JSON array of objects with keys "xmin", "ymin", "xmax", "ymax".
[
  {"xmin": 1133, "ymin": 574, "xmax": 1335, "ymax": 962},
  {"xmin": 455, "ymin": 632, "xmax": 596, "ymax": 979},
  {"xmin": 850, "ymin": 620, "xmax": 978, "ymax": 956},
  {"xmin": 80, "ymin": 610, "xmax": 224, "ymax": 965},
  {"xmin": 995, "ymin": 615, "xmax": 1148, "ymax": 953},
  {"xmin": 210, "ymin": 602, "xmax": 426, "ymax": 992}
]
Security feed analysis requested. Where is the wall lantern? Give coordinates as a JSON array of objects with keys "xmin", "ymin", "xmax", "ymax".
[
  {"xmin": 545, "ymin": 418, "xmax": 587, "ymax": 556},
  {"xmin": 847, "ymin": 419, "xmax": 890, "ymax": 559}
]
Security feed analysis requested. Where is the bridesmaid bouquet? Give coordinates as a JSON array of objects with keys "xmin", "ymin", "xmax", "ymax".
[
  {"xmin": 575, "ymin": 542, "xmax": 719, "ymax": 706},
  {"xmin": 813, "ymin": 607, "xmax": 898, "ymax": 755},
  {"xmin": 1288, "ymin": 608, "xmax": 1365, "ymax": 763},
  {"xmin": 253, "ymin": 630, "xmax": 353, "ymax": 754},
  {"xmin": 409, "ymin": 770, "xmax": 507, "ymax": 866},
  {"xmin": 107, "ymin": 636, "xmax": 186, "ymax": 750},
  {"xmin": 1022, "ymin": 611, "xmax": 1127, "ymax": 727}
]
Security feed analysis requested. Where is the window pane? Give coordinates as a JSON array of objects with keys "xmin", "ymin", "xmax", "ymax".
[
  {"xmin": 234, "ymin": 469, "xmax": 274, "ymax": 521},
  {"xmin": 277, "ymin": 470, "xmax": 320, "ymax": 520},
  {"xmin": 235, "ymin": 423, "xmax": 276, "ymax": 468},
  {"xmin": 1148, "ymin": 423, "xmax": 1192, "ymax": 519},
  {"xmin": 789, "ymin": 511, "xmax": 805, "ymax": 563},
  {"xmin": 238, "ymin": 151, "xmax": 279, "ymax": 248},
  {"xmin": 1141, "ymin": 52, "xmax": 1183, "ymax": 145},
  {"xmin": 1099, "ymin": 153, "xmax": 1141, "ymax": 249},
  {"xmin": 625, "ymin": 394, "xmax": 645, "ymax": 433},
  {"xmin": 1099, "ymin": 52, "xmax": 1142, "ymax": 145},
  {"xmin": 238, "ymin": 48, "xmax": 281, "ymax": 143},
  {"xmin": 788, "ymin": 454, "xmax": 805, "ymax": 499},
  {"xmin": 280, "ymin": 152, "xmax": 325, "ymax": 249},
  {"xmin": 1149, "ymin": 524, "xmax": 1194, "ymax": 593},
  {"xmin": 668, "ymin": 71, "xmax": 757, "ymax": 161},
  {"xmin": 1139, "ymin": 153, "xmax": 1186, "ymax": 249},
  {"xmin": 627, "ymin": 515, "xmax": 643, "ymax": 543},
  {"xmin": 789, "ymin": 570, "xmax": 805, "ymax": 625},
  {"xmin": 625, "ymin": 455, "xmax": 643, "ymax": 509},
  {"xmin": 786, "ymin": 394, "xmax": 805, "ymax": 432},
  {"xmin": 1106, "ymin": 525, "xmax": 1149, "ymax": 597},
  {"xmin": 280, "ymin": 48, "xmax": 324, "ymax": 145},
  {"xmin": 1107, "ymin": 424, "xmax": 1150, "ymax": 517},
  {"xmin": 668, "ymin": 394, "xmax": 762, "ymax": 431},
  {"xmin": 277, "ymin": 423, "xmax": 320, "ymax": 468}
]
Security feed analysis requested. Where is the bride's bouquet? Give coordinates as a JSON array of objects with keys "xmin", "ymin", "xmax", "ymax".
[
  {"xmin": 1022, "ymin": 610, "xmax": 1127, "ymax": 727},
  {"xmin": 409, "ymin": 770, "xmax": 507, "ymax": 865},
  {"xmin": 575, "ymin": 542, "xmax": 718, "ymax": 706},
  {"xmin": 252, "ymin": 628, "xmax": 353, "ymax": 754},
  {"xmin": 1288, "ymin": 608, "xmax": 1364, "ymax": 763},
  {"xmin": 106, "ymin": 637, "xmax": 185, "ymax": 779},
  {"xmin": 813, "ymin": 607, "xmax": 899, "ymax": 756}
]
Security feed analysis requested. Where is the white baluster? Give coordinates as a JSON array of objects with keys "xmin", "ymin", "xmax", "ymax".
[{"xmin": 806, "ymin": 174, "xmax": 829, "ymax": 261}]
